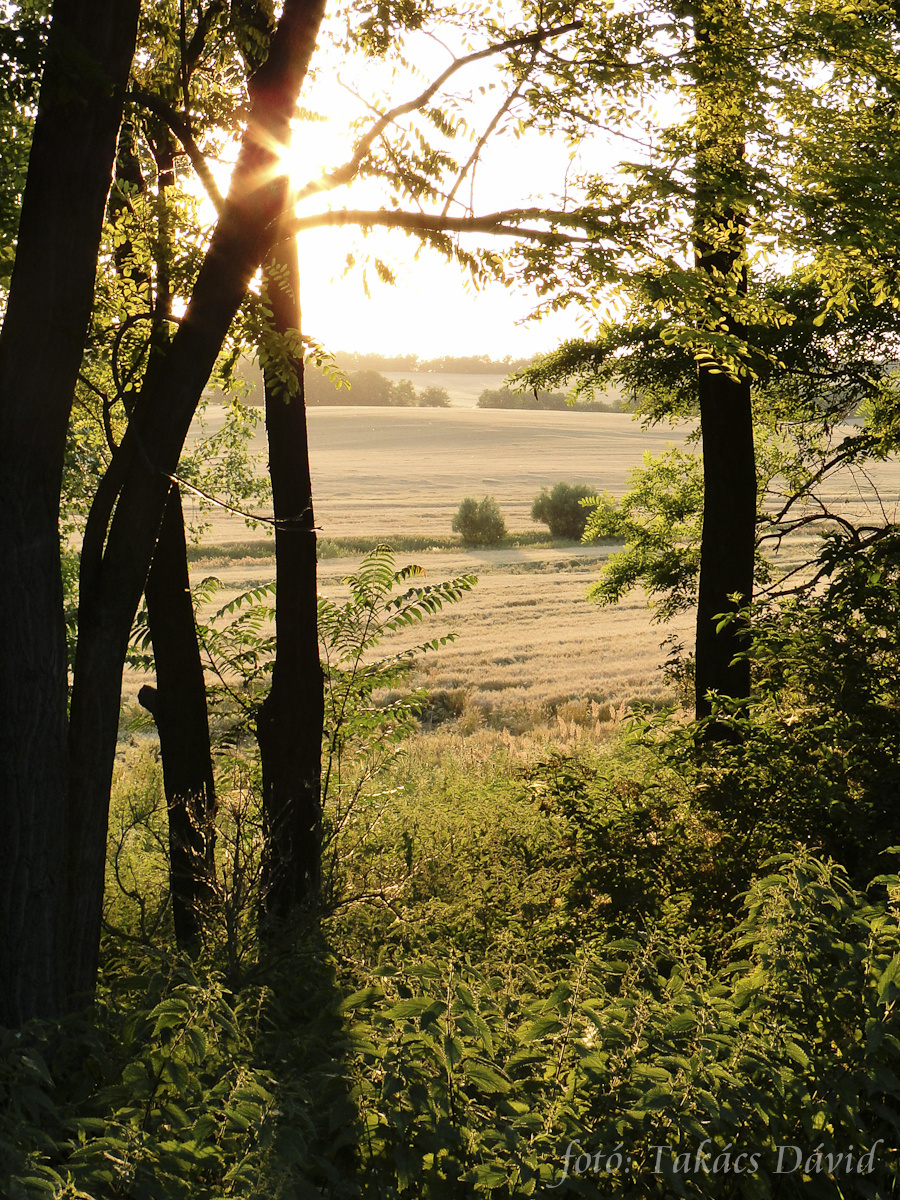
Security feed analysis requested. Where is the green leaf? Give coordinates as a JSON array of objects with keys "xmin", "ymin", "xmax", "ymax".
[
  {"xmin": 463, "ymin": 1061, "xmax": 512, "ymax": 1094},
  {"xmin": 517, "ymin": 1015, "xmax": 564, "ymax": 1043}
]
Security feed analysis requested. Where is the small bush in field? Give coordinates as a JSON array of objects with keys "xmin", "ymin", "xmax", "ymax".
[
  {"xmin": 419, "ymin": 385, "xmax": 450, "ymax": 407},
  {"xmin": 531, "ymin": 481, "xmax": 596, "ymax": 540},
  {"xmin": 452, "ymin": 495, "xmax": 506, "ymax": 546}
]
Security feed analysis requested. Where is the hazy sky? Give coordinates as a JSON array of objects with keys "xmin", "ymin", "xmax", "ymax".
[{"xmin": 275, "ymin": 22, "xmax": 605, "ymax": 359}]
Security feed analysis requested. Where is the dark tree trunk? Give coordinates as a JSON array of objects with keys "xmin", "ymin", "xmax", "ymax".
[
  {"xmin": 135, "ymin": 132, "xmax": 217, "ymax": 948},
  {"xmin": 0, "ymin": 0, "xmax": 140, "ymax": 1025},
  {"xmin": 694, "ymin": 368, "xmax": 755, "ymax": 718},
  {"xmin": 692, "ymin": 0, "xmax": 756, "ymax": 723},
  {"xmin": 140, "ymin": 486, "xmax": 217, "ymax": 946},
  {"xmin": 67, "ymin": 0, "xmax": 326, "ymax": 1003},
  {"xmin": 257, "ymin": 237, "xmax": 324, "ymax": 921}
]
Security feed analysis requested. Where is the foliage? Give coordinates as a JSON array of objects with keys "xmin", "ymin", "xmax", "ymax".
[
  {"xmin": 582, "ymin": 447, "xmax": 704, "ymax": 622},
  {"xmin": 0, "ymin": 948, "xmax": 352, "ymax": 1200},
  {"xmin": 418, "ymin": 386, "xmax": 450, "ymax": 408},
  {"xmin": 521, "ymin": 749, "xmax": 726, "ymax": 938},
  {"xmin": 451, "ymin": 496, "xmax": 507, "ymax": 546},
  {"xmin": 340, "ymin": 854, "xmax": 900, "ymax": 1198},
  {"xmin": 530, "ymin": 482, "xmax": 597, "ymax": 540},
  {"xmin": 330, "ymin": 742, "xmax": 573, "ymax": 968},
  {"xmin": 477, "ymin": 387, "xmax": 619, "ymax": 412},
  {"xmin": 669, "ymin": 532, "xmax": 900, "ymax": 885},
  {"xmin": 129, "ymin": 546, "xmax": 476, "ymax": 761},
  {"xmin": 20, "ymin": 525, "xmax": 900, "ymax": 1196},
  {"xmin": 316, "ymin": 545, "xmax": 477, "ymax": 810}
]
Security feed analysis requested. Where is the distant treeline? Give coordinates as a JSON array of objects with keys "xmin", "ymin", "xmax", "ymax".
[
  {"xmin": 304, "ymin": 368, "xmax": 449, "ymax": 407},
  {"xmin": 332, "ymin": 352, "xmax": 533, "ymax": 374},
  {"xmin": 476, "ymin": 387, "xmax": 624, "ymax": 412}
]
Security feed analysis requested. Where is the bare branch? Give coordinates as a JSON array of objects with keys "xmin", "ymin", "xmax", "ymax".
[{"xmin": 441, "ymin": 84, "xmax": 522, "ymax": 217}]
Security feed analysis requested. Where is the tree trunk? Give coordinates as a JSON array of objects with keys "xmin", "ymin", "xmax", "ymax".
[
  {"xmin": 136, "ymin": 132, "xmax": 217, "ymax": 948},
  {"xmin": 694, "ymin": 369, "xmax": 755, "ymax": 717},
  {"xmin": 67, "ymin": 0, "xmax": 326, "ymax": 1003},
  {"xmin": 692, "ymin": 0, "xmax": 756, "ymax": 723},
  {"xmin": 0, "ymin": 0, "xmax": 140, "ymax": 1025},
  {"xmin": 257, "ymin": 236, "xmax": 324, "ymax": 921},
  {"xmin": 140, "ymin": 486, "xmax": 217, "ymax": 946}
]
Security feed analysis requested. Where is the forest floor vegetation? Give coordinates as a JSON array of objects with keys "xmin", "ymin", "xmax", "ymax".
[{"xmin": 7, "ymin": 684, "xmax": 900, "ymax": 1197}]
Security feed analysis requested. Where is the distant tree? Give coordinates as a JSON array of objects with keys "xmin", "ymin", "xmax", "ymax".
[
  {"xmin": 419, "ymin": 354, "xmax": 533, "ymax": 373},
  {"xmin": 452, "ymin": 496, "xmax": 506, "ymax": 545},
  {"xmin": 392, "ymin": 378, "xmax": 418, "ymax": 406},
  {"xmin": 333, "ymin": 351, "xmax": 419, "ymax": 372},
  {"xmin": 419, "ymin": 385, "xmax": 450, "ymax": 407},
  {"xmin": 477, "ymin": 387, "xmax": 617, "ymax": 412},
  {"xmin": 305, "ymin": 368, "xmax": 418, "ymax": 406},
  {"xmin": 531, "ymin": 482, "xmax": 596, "ymax": 539}
]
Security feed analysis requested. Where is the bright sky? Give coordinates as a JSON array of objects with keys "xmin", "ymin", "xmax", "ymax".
[{"xmin": 274, "ymin": 20, "xmax": 608, "ymax": 358}]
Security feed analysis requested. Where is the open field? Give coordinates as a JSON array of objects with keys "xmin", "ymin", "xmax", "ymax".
[
  {"xmin": 187, "ymin": 406, "xmax": 695, "ymax": 541},
  {"xmin": 175, "ymin": 408, "xmax": 701, "ymax": 724},
  {"xmin": 162, "ymin": 406, "xmax": 900, "ymax": 729},
  {"xmin": 183, "ymin": 546, "xmax": 694, "ymax": 731}
]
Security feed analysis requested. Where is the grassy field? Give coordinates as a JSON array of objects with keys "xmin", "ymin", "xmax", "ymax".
[
  {"xmin": 188, "ymin": 405, "xmax": 695, "ymax": 539},
  {"xmin": 168, "ymin": 405, "xmax": 900, "ymax": 731}
]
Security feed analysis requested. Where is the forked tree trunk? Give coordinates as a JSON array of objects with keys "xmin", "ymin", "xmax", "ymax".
[
  {"xmin": 0, "ymin": 0, "xmax": 140, "ymax": 1025},
  {"xmin": 67, "ymin": 0, "xmax": 326, "ymax": 1003},
  {"xmin": 257, "ymin": 236, "xmax": 324, "ymax": 920},
  {"xmin": 140, "ymin": 486, "xmax": 217, "ymax": 946}
]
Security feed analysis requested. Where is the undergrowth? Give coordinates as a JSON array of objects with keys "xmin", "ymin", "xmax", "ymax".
[{"xmin": 6, "ymin": 540, "xmax": 900, "ymax": 1197}]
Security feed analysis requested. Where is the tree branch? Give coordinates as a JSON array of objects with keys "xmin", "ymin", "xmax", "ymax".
[
  {"xmin": 441, "ymin": 83, "xmax": 522, "ymax": 217},
  {"xmin": 129, "ymin": 89, "xmax": 226, "ymax": 213},
  {"xmin": 293, "ymin": 21, "xmax": 582, "ymax": 204},
  {"xmin": 282, "ymin": 206, "xmax": 599, "ymax": 245}
]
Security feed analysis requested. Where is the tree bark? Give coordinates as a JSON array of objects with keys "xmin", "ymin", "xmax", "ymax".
[
  {"xmin": 257, "ymin": 237, "xmax": 324, "ymax": 921},
  {"xmin": 692, "ymin": 0, "xmax": 756, "ymax": 723},
  {"xmin": 67, "ymin": 0, "xmax": 326, "ymax": 1003},
  {"xmin": 136, "ymin": 132, "xmax": 217, "ymax": 948},
  {"xmin": 694, "ymin": 368, "xmax": 755, "ymax": 718},
  {"xmin": 140, "ymin": 486, "xmax": 217, "ymax": 946},
  {"xmin": 0, "ymin": 0, "xmax": 140, "ymax": 1026}
]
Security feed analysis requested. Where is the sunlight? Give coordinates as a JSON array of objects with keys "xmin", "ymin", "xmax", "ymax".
[{"xmin": 281, "ymin": 110, "xmax": 341, "ymax": 201}]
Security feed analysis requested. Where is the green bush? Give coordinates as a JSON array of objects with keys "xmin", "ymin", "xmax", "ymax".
[
  {"xmin": 419, "ymin": 386, "xmax": 450, "ymax": 407},
  {"xmin": 452, "ymin": 496, "xmax": 506, "ymax": 546},
  {"xmin": 530, "ymin": 481, "xmax": 597, "ymax": 539},
  {"xmin": 343, "ymin": 853, "xmax": 900, "ymax": 1198}
]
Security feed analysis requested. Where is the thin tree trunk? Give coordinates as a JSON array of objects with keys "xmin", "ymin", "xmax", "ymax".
[
  {"xmin": 692, "ymin": 0, "xmax": 756, "ymax": 723},
  {"xmin": 257, "ymin": 236, "xmax": 324, "ymax": 920},
  {"xmin": 67, "ymin": 0, "xmax": 326, "ymax": 1003},
  {"xmin": 140, "ymin": 486, "xmax": 217, "ymax": 946},
  {"xmin": 137, "ymin": 134, "xmax": 217, "ymax": 948},
  {"xmin": 0, "ymin": 0, "xmax": 140, "ymax": 1025}
]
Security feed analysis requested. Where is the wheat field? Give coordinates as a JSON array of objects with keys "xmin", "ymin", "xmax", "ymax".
[{"xmin": 157, "ymin": 404, "xmax": 900, "ymax": 732}]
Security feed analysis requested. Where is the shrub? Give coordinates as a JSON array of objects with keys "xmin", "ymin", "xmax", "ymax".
[
  {"xmin": 530, "ymin": 481, "xmax": 596, "ymax": 539},
  {"xmin": 341, "ymin": 853, "xmax": 900, "ymax": 1199},
  {"xmin": 391, "ymin": 378, "xmax": 418, "ymax": 406},
  {"xmin": 419, "ymin": 385, "xmax": 450, "ymax": 407},
  {"xmin": 452, "ymin": 496, "xmax": 506, "ymax": 546}
]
